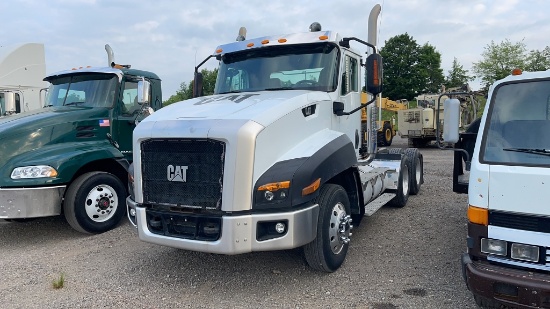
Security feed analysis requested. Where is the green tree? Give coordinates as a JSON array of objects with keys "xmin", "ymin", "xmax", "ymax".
[
  {"xmin": 472, "ymin": 39, "xmax": 526, "ymax": 89},
  {"xmin": 525, "ymin": 46, "xmax": 550, "ymax": 71},
  {"xmin": 445, "ymin": 57, "xmax": 473, "ymax": 88},
  {"xmin": 380, "ymin": 33, "xmax": 444, "ymax": 100},
  {"xmin": 163, "ymin": 68, "xmax": 218, "ymax": 106},
  {"xmin": 417, "ymin": 43, "xmax": 445, "ymax": 94}
]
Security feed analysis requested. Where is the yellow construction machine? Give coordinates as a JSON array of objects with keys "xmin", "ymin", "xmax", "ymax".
[{"xmin": 361, "ymin": 93, "xmax": 408, "ymax": 146}]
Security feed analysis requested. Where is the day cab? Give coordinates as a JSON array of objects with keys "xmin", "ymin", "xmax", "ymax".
[
  {"xmin": 0, "ymin": 46, "xmax": 161, "ymax": 234},
  {"xmin": 447, "ymin": 69, "xmax": 550, "ymax": 308}
]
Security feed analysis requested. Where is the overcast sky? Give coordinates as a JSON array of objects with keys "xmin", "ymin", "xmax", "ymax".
[{"xmin": 2, "ymin": 0, "xmax": 549, "ymax": 98}]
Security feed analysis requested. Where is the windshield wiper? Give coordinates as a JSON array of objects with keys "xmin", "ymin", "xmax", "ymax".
[
  {"xmin": 218, "ymin": 90, "xmax": 244, "ymax": 94},
  {"xmin": 264, "ymin": 87, "xmax": 294, "ymax": 91},
  {"xmin": 64, "ymin": 101, "xmax": 85, "ymax": 106},
  {"xmin": 503, "ymin": 148, "xmax": 550, "ymax": 157}
]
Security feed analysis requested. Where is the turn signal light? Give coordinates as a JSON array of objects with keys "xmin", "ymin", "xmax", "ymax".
[
  {"xmin": 258, "ymin": 181, "xmax": 290, "ymax": 192},
  {"xmin": 468, "ymin": 205, "xmax": 488, "ymax": 225},
  {"xmin": 302, "ymin": 178, "xmax": 321, "ymax": 196}
]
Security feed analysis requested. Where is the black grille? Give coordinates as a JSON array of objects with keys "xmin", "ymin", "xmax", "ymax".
[
  {"xmin": 141, "ymin": 139, "xmax": 225, "ymax": 209},
  {"xmin": 490, "ymin": 211, "xmax": 550, "ymax": 233}
]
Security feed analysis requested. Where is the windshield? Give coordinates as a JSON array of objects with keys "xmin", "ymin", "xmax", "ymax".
[
  {"xmin": 45, "ymin": 73, "xmax": 118, "ymax": 108},
  {"xmin": 214, "ymin": 43, "xmax": 339, "ymax": 94},
  {"xmin": 481, "ymin": 79, "xmax": 550, "ymax": 166}
]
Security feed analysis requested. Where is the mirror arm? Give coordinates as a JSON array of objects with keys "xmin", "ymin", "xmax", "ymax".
[{"xmin": 335, "ymin": 96, "xmax": 376, "ymax": 116}]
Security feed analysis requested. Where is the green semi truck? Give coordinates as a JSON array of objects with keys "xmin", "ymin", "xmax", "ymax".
[{"xmin": 0, "ymin": 45, "xmax": 162, "ymax": 234}]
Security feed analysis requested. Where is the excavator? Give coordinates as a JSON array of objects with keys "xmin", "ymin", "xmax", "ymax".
[{"xmin": 361, "ymin": 93, "xmax": 408, "ymax": 146}]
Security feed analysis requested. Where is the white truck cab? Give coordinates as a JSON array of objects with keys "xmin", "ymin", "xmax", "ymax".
[
  {"xmin": 447, "ymin": 69, "xmax": 550, "ymax": 307},
  {"xmin": 127, "ymin": 5, "xmax": 424, "ymax": 272}
]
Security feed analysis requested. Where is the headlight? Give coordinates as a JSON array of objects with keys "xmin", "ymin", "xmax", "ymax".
[
  {"xmin": 257, "ymin": 181, "xmax": 290, "ymax": 203},
  {"xmin": 11, "ymin": 165, "xmax": 58, "ymax": 179},
  {"xmin": 511, "ymin": 243, "xmax": 539, "ymax": 262},
  {"xmin": 480, "ymin": 238, "xmax": 507, "ymax": 256}
]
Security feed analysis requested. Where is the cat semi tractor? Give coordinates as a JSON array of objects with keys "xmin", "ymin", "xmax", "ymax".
[
  {"xmin": 445, "ymin": 69, "xmax": 550, "ymax": 308},
  {"xmin": 0, "ymin": 45, "xmax": 161, "ymax": 234},
  {"xmin": 127, "ymin": 4, "xmax": 424, "ymax": 272},
  {"xmin": 0, "ymin": 43, "xmax": 48, "ymax": 116}
]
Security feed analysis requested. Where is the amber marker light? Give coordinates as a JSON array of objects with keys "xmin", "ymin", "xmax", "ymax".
[
  {"xmin": 261, "ymin": 39, "xmax": 269, "ymax": 45},
  {"xmin": 247, "ymin": 42, "xmax": 255, "ymax": 47},
  {"xmin": 468, "ymin": 205, "xmax": 488, "ymax": 226},
  {"xmin": 319, "ymin": 35, "xmax": 328, "ymax": 40},
  {"xmin": 372, "ymin": 60, "xmax": 380, "ymax": 86},
  {"xmin": 302, "ymin": 178, "xmax": 321, "ymax": 196},
  {"xmin": 215, "ymin": 48, "xmax": 223, "ymax": 53},
  {"xmin": 258, "ymin": 181, "xmax": 290, "ymax": 192},
  {"xmin": 512, "ymin": 68, "xmax": 522, "ymax": 75},
  {"xmin": 278, "ymin": 38, "xmax": 287, "ymax": 43}
]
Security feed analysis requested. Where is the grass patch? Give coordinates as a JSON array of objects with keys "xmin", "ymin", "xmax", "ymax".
[{"xmin": 52, "ymin": 273, "xmax": 65, "ymax": 289}]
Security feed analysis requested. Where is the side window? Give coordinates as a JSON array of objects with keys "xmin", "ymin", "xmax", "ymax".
[
  {"xmin": 121, "ymin": 80, "xmax": 139, "ymax": 115},
  {"xmin": 341, "ymin": 55, "xmax": 358, "ymax": 95}
]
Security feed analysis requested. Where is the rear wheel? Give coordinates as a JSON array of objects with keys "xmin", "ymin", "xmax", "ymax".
[
  {"xmin": 404, "ymin": 148, "xmax": 423, "ymax": 195},
  {"xmin": 378, "ymin": 122, "xmax": 393, "ymax": 146},
  {"xmin": 388, "ymin": 156, "xmax": 410, "ymax": 208},
  {"xmin": 304, "ymin": 184, "xmax": 352, "ymax": 272},
  {"xmin": 63, "ymin": 171, "xmax": 126, "ymax": 234}
]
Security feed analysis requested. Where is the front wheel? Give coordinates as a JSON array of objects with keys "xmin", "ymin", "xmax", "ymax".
[
  {"xmin": 64, "ymin": 171, "xmax": 127, "ymax": 234},
  {"xmin": 304, "ymin": 184, "xmax": 352, "ymax": 272}
]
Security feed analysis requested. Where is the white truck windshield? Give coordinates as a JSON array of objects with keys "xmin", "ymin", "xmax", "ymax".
[
  {"xmin": 214, "ymin": 43, "xmax": 339, "ymax": 94},
  {"xmin": 45, "ymin": 74, "xmax": 118, "ymax": 108},
  {"xmin": 482, "ymin": 79, "xmax": 550, "ymax": 166}
]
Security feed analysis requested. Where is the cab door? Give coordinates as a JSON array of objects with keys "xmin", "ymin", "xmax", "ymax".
[
  {"xmin": 112, "ymin": 77, "xmax": 151, "ymax": 162},
  {"xmin": 334, "ymin": 52, "xmax": 362, "ymax": 155}
]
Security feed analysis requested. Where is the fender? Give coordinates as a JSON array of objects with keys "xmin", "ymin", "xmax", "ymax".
[
  {"xmin": 0, "ymin": 140, "xmax": 124, "ymax": 187},
  {"xmin": 253, "ymin": 134, "xmax": 357, "ymax": 210}
]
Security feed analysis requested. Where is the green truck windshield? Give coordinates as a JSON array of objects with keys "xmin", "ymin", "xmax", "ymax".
[
  {"xmin": 481, "ymin": 79, "xmax": 550, "ymax": 166},
  {"xmin": 214, "ymin": 43, "xmax": 339, "ymax": 94},
  {"xmin": 45, "ymin": 74, "xmax": 118, "ymax": 108}
]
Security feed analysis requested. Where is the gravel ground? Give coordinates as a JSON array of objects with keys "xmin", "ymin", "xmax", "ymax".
[{"xmin": 0, "ymin": 136, "xmax": 479, "ymax": 309}]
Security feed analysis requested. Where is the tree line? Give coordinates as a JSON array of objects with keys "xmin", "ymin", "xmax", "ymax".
[{"xmin": 163, "ymin": 35, "xmax": 550, "ymax": 105}]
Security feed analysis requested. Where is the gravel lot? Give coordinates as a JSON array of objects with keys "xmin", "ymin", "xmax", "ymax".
[{"xmin": 0, "ymin": 136, "xmax": 479, "ymax": 309}]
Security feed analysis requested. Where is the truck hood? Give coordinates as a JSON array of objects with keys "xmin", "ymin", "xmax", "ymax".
[
  {"xmin": 144, "ymin": 90, "xmax": 331, "ymax": 127},
  {"xmin": 0, "ymin": 106, "xmax": 110, "ymax": 169}
]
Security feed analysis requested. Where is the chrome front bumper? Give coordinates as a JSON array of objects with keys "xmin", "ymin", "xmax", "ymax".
[
  {"xmin": 0, "ymin": 186, "xmax": 66, "ymax": 218},
  {"xmin": 127, "ymin": 197, "xmax": 319, "ymax": 255}
]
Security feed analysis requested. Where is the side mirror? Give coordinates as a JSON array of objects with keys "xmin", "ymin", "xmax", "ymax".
[
  {"xmin": 366, "ymin": 53, "xmax": 383, "ymax": 96},
  {"xmin": 135, "ymin": 106, "xmax": 154, "ymax": 125},
  {"xmin": 137, "ymin": 79, "xmax": 151, "ymax": 104},
  {"xmin": 193, "ymin": 72, "xmax": 204, "ymax": 98},
  {"xmin": 443, "ymin": 98, "xmax": 460, "ymax": 143}
]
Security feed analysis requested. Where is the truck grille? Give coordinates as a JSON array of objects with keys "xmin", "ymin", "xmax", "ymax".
[{"xmin": 141, "ymin": 139, "xmax": 225, "ymax": 210}]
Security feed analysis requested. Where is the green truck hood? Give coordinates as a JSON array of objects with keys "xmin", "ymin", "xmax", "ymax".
[{"xmin": 0, "ymin": 107, "xmax": 112, "ymax": 180}]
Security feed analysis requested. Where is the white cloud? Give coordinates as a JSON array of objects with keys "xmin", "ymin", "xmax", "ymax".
[{"xmin": 1, "ymin": 0, "xmax": 549, "ymax": 96}]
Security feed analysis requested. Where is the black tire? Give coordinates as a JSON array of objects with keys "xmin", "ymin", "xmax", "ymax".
[
  {"xmin": 473, "ymin": 294, "xmax": 503, "ymax": 308},
  {"xmin": 64, "ymin": 171, "xmax": 127, "ymax": 234},
  {"xmin": 304, "ymin": 184, "xmax": 352, "ymax": 272},
  {"xmin": 382, "ymin": 122, "xmax": 393, "ymax": 146},
  {"xmin": 404, "ymin": 148, "xmax": 423, "ymax": 195},
  {"xmin": 387, "ymin": 155, "xmax": 410, "ymax": 208}
]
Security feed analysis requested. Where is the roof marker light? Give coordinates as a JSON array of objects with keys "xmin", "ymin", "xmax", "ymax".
[
  {"xmin": 319, "ymin": 35, "xmax": 329, "ymax": 40},
  {"xmin": 247, "ymin": 42, "xmax": 254, "ymax": 47},
  {"xmin": 261, "ymin": 39, "xmax": 269, "ymax": 45},
  {"xmin": 216, "ymin": 48, "xmax": 223, "ymax": 53},
  {"xmin": 512, "ymin": 68, "xmax": 522, "ymax": 75},
  {"xmin": 278, "ymin": 38, "xmax": 287, "ymax": 43}
]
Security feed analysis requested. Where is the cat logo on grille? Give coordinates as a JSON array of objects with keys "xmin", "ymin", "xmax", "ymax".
[{"xmin": 167, "ymin": 165, "xmax": 188, "ymax": 182}]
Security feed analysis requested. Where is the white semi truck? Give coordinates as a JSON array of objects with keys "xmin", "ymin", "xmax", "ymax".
[
  {"xmin": 0, "ymin": 43, "xmax": 48, "ymax": 115},
  {"xmin": 445, "ymin": 69, "xmax": 550, "ymax": 307},
  {"xmin": 126, "ymin": 4, "xmax": 424, "ymax": 272}
]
